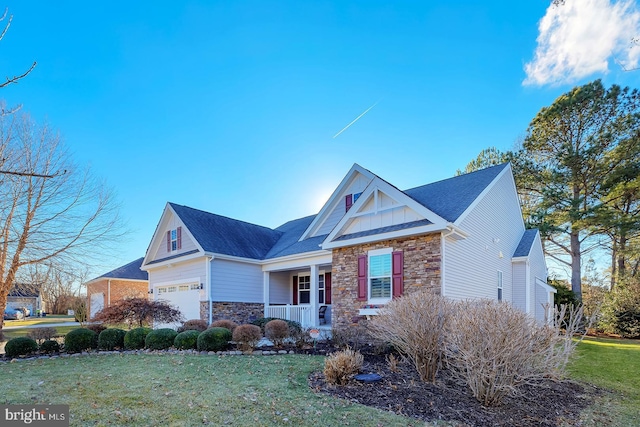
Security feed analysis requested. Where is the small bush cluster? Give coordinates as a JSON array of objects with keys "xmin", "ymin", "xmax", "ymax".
[
  {"xmin": 232, "ymin": 324, "xmax": 262, "ymax": 351},
  {"xmin": 39, "ymin": 340, "xmax": 60, "ymax": 354},
  {"xmin": 98, "ymin": 328, "xmax": 127, "ymax": 350},
  {"xmin": 264, "ymin": 319, "xmax": 289, "ymax": 346},
  {"xmin": 252, "ymin": 317, "xmax": 301, "ymax": 334},
  {"xmin": 124, "ymin": 327, "xmax": 152, "ymax": 350},
  {"xmin": 197, "ymin": 327, "xmax": 231, "ymax": 352},
  {"xmin": 5, "ymin": 337, "xmax": 39, "ymax": 358},
  {"xmin": 85, "ymin": 324, "xmax": 107, "ymax": 336},
  {"xmin": 599, "ymin": 280, "xmax": 640, "ymax": 338},
  {"xmin": 177, "ymin": 319, "xmax": 209, "ymax": 333},
  {"xmin": 64, "ymin": 328, "xmax": 99, "ymax": 353},
  {"xmin": 174, "ymin": 330, "xmax": 200, "ymax": 350},
  {"xmin": 27, "ymin": 327, "xmax": 58, "ymax": 344},
  {"xmin": 145, "ymin": 328, "xmax": 178, "ymax": 350},
  {"xmin": 210, "ymin": 319, "xmax": 238, "ymax": 332},
  {"xmin": 323, "ymin": 347, "xmax": 364, "ymax": 385}
]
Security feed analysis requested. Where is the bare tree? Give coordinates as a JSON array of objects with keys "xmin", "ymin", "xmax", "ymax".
[
  {"xmin": 0, "ymin": 8, "xmax": 36, "ymax": 89},
  {"xmin": 0, "ymin": 109, "xmax": 122, "ymax": 331}
]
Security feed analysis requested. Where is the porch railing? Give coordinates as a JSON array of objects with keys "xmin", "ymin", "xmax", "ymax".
[{"xmin": 265, "ymin": 304, "xmax": 313, "ymax": 327}]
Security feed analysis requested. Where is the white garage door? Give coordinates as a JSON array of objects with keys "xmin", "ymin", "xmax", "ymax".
[
  {"xmin": 90, "ymin": 293, "xmax": 104, "ymax": 319},
  {"xmin": 155, "ymin": 284, "xmax": 201, "ymax": 328}
]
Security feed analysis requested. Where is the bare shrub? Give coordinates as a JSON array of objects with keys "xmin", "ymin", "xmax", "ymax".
[
  {"xmin": 27, "ymin": 327, "xmax": 58, "ymax": 344},
  {"xmin": 264, "ymin": 319, "xmax": 289, "ymax": 346},
  {"xmin": 386, "ymin": 353, "xmax": 400, "ymax": 373},
  {"xmin": 178, "ymin": 319, "xmax": 208, "ymax": 333},
  {"xmin": 232, "ymin": 324, "xmax": 262, "ymax": 351},
  {"xmin": 289, "ymin": 327, "xmax": 313, "ymax": 348},
  {"xmin": 446, "ymin": 300, "xmax": 585, "ymax": 407},
  {"xmin": 369, "ymin": 289, "xmax": 452, "ymax": 383},
  {"xmin": 323, "ymin": 347, "xmax": 364, "ymax": 385},
  {"xmin": 210, "ymin": 319, "xmax": 238, "ymax": 333}
]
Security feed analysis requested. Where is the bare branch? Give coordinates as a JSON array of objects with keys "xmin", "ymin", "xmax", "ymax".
[{"xmin": 0, "ymin": 61, "xmax": 37, "ymax": 88}]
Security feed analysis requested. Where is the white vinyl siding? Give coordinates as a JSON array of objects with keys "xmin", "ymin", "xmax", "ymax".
[
  {"xmin": 152, "ymin": 218, "xmax": 198, "ymax": 262},
  {"xmin": 268, "ymin": 271, "xmax": 290, "ymax": 304},
  {"xmin": 444, "ymin": 170, "xmax": 524, "ymax": 301},
  {"xmin": 343, "ymin": 191, "xmax": 423, "ymax": 235},
  {"xmin": 148, "ymin": 258, "xmax": 206, "ymax": 290},
  {"xmin": 211, "ymin": 258, "xmax": 263, "ymax": 303},
  {"xmin": 511, "ymin": 262, "xmax": 527, "ymax": 311},
  {"xmin": 315, "ymin": 174, "xmax": 371, "ymax": 236},
  {"xmin": 529, "ymin": 233, "xmax": 549, "ymax": 322}
]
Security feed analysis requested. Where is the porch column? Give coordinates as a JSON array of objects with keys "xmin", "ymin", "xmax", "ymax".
[
  {"xmin": 263, "ymin": 271, "xmax": 270, "ymax": 317},
  {"xmin": 310, "ymin": 264, "xmax": 319, "ymax": 328}
]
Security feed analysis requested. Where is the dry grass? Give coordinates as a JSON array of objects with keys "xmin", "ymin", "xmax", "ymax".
[{"xmin": 323, "ymin": 347, "xmax": 364, "ymax": 385}]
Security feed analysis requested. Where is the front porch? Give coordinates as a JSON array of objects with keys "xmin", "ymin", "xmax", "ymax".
[{"xmin": 264, "ymin": 303, "xmax": 332, "ymax": 329}]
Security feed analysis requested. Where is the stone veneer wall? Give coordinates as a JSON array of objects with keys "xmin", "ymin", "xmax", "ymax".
[
  {"xmin": 331, "ymin": 234, "xmax": 442, "ymax": 330},
  {"xmin": 199, "ymin": 301, "xmax": 264, "ymax": 325}
]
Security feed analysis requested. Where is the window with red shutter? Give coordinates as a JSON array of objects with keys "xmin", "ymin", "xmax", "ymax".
[
  {"xmin": 392, "ymin": 251, "xmax": 404, "ymax": 298},
  {"xmin": 357, "ymin": 255, "xmax": 367, "ymax": 300},
  {"xmin": 292, "ymin": 276, "xmax": 298, "ymax": 305},
  {"xmin": 345, "ymin": 194, "xmax": 353, "ymax": 212},
  {"xmin": 325, "ymin": 272, "xmax": 332, "ymax": 305}
]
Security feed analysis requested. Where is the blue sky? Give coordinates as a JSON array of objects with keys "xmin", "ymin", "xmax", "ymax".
[{"xmin": 1, "ymin": 0, "xmax": 639, "ymax": 277}]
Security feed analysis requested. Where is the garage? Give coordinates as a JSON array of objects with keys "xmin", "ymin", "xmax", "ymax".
[{"xmin": 155, "ymin": 283, "xmax": 201, "ymax": 327}]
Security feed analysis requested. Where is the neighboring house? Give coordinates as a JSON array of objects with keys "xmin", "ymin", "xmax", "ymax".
[
  {"xmin": 7, "ymin": 287, "xmax": 45, "ymax": 315},
  {"xmin": 85, "ymin": 258, "xmax": 149, "ymax": 319},
  {"xmin": 141, "ymin": 163, "xmax": 552, "ymax": 330}
]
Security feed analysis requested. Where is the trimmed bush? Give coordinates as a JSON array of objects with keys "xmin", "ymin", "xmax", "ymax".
[
  {"xmin": 252, "ymin": 317, "xmax": 301, "ymax": 333},
  {"xmin": 323, "ymin": 347, "xmax": 363, "ymax": 385},
  {"xmin": 98, "ymin": 328, "xmax": 127, "ymax": 350},
  {"xmin": 233, "ymin": 324, "xmax": 262, "ymax": 351},
  {"xmin": 210, "ymin": 319, "xmax": 238, "ymax": 333},
  {"xmin": 177, "ymin": 319, "xmax": 209, "ymax": 333},
  {"xmin": 124, "ymin": 327, "xmax": 152, "ymax": 350},
  {"xmin": 5, "ymin": 337, "xmax": 38, "ymax": 358},
  {"xmin": 174, "ymin": 330, "xmax": 200, "ymax": 350},
  {"xmin": 64, "ymin": 328, "xmax": 99, "ymax": 353},
  {"xmin": 40, "ymin": 340, "xmax": 60, "ymax": 354},
  {"xmin": 265, "ymin": 319, "xmax": 289, "ymax": 346},
  {"xmin": 197, "ymin": 327, "xmax": 231, "ymax": 352},
  {"xmin": 145, "ymin": 328, "xmax": 178, "ymax": 350}
]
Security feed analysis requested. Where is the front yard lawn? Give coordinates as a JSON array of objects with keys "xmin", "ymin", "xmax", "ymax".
[{"xmin": 0, "ymin": 353, "xmax": 425, "ymax": 426}]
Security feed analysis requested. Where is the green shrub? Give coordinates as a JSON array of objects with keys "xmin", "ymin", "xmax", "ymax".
[
  {"xmin": 252, "ymin": 317, "xmax": 301, "ymax": 333},
  {"xmin": 177, "ymin": 319, "xmax": 209, "ymax": 333},
  {"xmin": 85, "ymin": 323, "xmax": 107, "ymax": 335},
  {"xmin": 197, "ymin": 327, "xmax": 231, "ymax": 352},
  {"xmin": 232, "ymin": 324, "xmax": 262, "ymax": 351},
  {"xmin": 145, "ymin": 328, "xmax": 178, "ymax": 350},
  {"xmin": 265, "ymin": 319, "xmax": 290, "ymax": 346},
  {"xmin": 64, "ymin": 328, "xmax": 98, "ymax": 353},
  {"xmin": 40, "ymin": 340, "xmax": 60, "ymax": 354},
  {"xmin": 124, "ymin": 327, "xmax": 152, "ymax": 350},
  {"xmin": 210, "ymin": 319, "xmax": 238, "ymax": 332},
  {"xmin": 174, "ymin": 330, "xmax": 200, "ymax": 350},
  {"xmin": 5, "ymin": 337, "xmax": 38, "ymax": 358},
  {"xmin": 98, "ymin": 328, "xmax": 127, "ymax": 350}
]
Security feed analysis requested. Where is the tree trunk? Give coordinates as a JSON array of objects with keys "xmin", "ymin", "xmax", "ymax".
[
  {"xmin": 570, "ymin": 231, "xmax": 582, "ymax": 300},
  {"xmin": 611, "ymin": 239, "xmax": 617, "ymax": 291},
  {"xmin": 618, "ymin": 234, "xmax": 627, "ymax": 280}
]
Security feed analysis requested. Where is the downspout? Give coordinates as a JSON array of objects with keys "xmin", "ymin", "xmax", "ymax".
[{"xmin": 207, "ymin": 256, "xmax": 214, "ymax": 325}]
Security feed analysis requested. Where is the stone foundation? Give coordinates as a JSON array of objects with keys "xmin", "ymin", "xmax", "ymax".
[
  {"xmin": 199, "ymin": 301, "xmax": 264, "ymax": 325},
  {"xmin": 331, "ymin": 234, "xmax": 442, "ymax": 330}
]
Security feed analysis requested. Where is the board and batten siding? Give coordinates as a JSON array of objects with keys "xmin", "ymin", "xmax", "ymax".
[
  {"xmin": 211, "ymin": 258, "xmax": 263, "ymax": 303},
  {"xmin": 343, "ymin": 192, "xmax": 422, "ymax": 235},
  {"xmin": 148, "ymin": 258, "xmax": 207, "ymax": 288},
  {"xmin": 268, "ymin": 271, "xmax": 290, "ymax": 304},
  {"xmin": 315, "ymin": 173, "xmax": 372, "ymax": 236},
  {"xmin": 444, "ymin": 170, "xmax": 525, "ymax": 301}
]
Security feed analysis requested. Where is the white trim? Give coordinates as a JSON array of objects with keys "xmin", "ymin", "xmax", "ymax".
[
  {"xmin": 262, "ymin": 251, "xmax": 332, "ymax": 272},
  {"xmin": 441, "ymin": 232, "xmax": 446, "ymax": 297},
  {"xmin": 153, "ymin": 277, "xmax": 201, "ymax": 289},
  {"xmin": 299, "ymin": 163, "xmax": 375, "ymax": 241},
  {"xmin": 367, "ymin": 248, "xmax": 393, "ymax": 305},
  {"xmin": 454, "ymin": 163, "xmax": 512, "ymax": 225},
  {"xmin": 535, "ymin": 277, "xmax": 557, "ymax": 293},
  {"xmin": 323, "ymin": 223, "xmax": 449, "ymax": 250}
]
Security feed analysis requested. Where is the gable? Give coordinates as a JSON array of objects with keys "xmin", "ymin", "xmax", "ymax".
[
  {"xmin": 323, "ymin": 177, "xmax": 451, "ymax": 249},
  {"xmin": 144, "ymin": 204, "xmax": 201, "ymax": 266}
]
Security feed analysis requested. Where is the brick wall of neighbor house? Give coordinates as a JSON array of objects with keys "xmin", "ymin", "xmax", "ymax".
[
  {"xmin": 86, "ymin": 280, "xmax": 148, "ymax": 318},
  {"xmin": 199, "ymin": 301, "xmax": 264, "ymax": 325},
  {"xmin": 331, "ymin": 234, "xmax": 442, "ymax": 330}
]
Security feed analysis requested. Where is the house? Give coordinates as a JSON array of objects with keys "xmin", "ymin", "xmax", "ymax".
[
  {"xmin": 85, "ymin": 258, "xmax": 149, "ymax": 319},
  {"xmin": 7, "ymin": 286, "xmax": 45, "ymax": 315},
  {"xmin": 141, "ymin": 163, "xmax": 552, "ymax": 330}
]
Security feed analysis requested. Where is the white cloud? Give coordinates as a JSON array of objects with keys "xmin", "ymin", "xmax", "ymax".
[{"xmin": 524, "ymin": 0, "xmax": 640, "ymax": 86}]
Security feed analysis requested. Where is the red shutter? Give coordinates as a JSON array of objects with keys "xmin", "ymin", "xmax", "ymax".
[
  {"xmin": 357, "ymin": 255, "xmax": 367, "ymax": 300},
  {"xmin": 177, "ymin": 227, "xmax": 182, "ymax": 249},
  {"xmin": 392, "ymin": 251, "xmax": 404, "ymax": 298},
  {"xmin": 325, "ymin": 272, "xmax": 332, "ymax": 305},
  {"xmin": 292, "ymin": 276, "xmax": 298, "ymax": 305},
  {"xmin": 345, "ymin": 194, "xmax": 353, "ymax": 212},
  {"xmin": 166, "ymin": 231, "xmax": 171, "ymax": 252}
]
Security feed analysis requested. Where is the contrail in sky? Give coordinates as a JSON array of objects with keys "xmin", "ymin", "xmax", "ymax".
[{"xmin": 333, "ymin": 99, "xmax": 380, "ymax": 138}]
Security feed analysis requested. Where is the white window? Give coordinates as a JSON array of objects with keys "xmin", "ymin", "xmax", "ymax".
[
  {"xmin": 158, "ymin": 287, "xmax": 166, "ymax": 294},
  {"xmin": 369, "ymin": 248, "xmax": 392, "ymax": 304},
  {"xmin": 190, "ymin": 283, "xmax": 201, "ymax": 290},
  {"xmin": 179, "ymin": 285, "xmax": 189, "ymax": 292},
  {"xmin": 170, "ymin": 229, "xmax": 178, "ymax": 251},
  {"xmin": 497, "ymin": 271, "xmax": 503, "ymax": 301},
  {"xmin": 298, "ymin": 275, "xmax": 310, "ymax": 304},
  {"xmin": 168, "ymin": 286, "xmax": 177, "ymax": 293}
]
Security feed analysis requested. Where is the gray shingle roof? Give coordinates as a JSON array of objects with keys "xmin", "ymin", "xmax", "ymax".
[
  {"xmin": 170, "ymin": 203, "xmax": 283, "ymax": 259},
  {"xmin": 335, "ymin": 219, "xmax": 433, "ymax": 241},
  {"xmin": 99, "ymin": 257, "xmax": 148, "ymax": 281},
  {"xmin": 404, "ymin": 163, "xmax": 509, "ymax": 222},
  {"xmin": 513, "ymin": 229, "xmax": 539, "ymax": 257},
  {"xmin": 265, "ymin": 216, "xmax": 326, "ymax": 259}
]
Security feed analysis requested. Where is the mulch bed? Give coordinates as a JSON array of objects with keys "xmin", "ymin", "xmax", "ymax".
[{"xmin": 308, "ymin": 350, "xmax": 601, "ymax": 427}]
